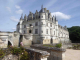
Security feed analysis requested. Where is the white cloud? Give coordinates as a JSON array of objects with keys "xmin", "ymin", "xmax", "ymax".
[
  {"xmin": 51, "ymin": 12, "xmax": 71, "ymax": 20},
  {"xmin": 12, "ymin": 28, "xmax": 16, "ymax": 30},
  {"xmin": 16, "ymin": 9, "xmax": 23, "ymax": 14},
  {"xmin": 15, "ymin": 5, "xmax": 23, "ymax": 14},
  {"xmin": 10, "ymin": 16, "xmax": 19, "ymax": 22},
  {"xmin": 6, "ymin": 7, "xmax": 11, "ymax": 12},
  {"xmin": 15, "ymin": 5, "xmax": 20, "ymax": 9}
]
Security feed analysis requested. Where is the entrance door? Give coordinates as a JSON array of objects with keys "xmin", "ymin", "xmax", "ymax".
[{"xmin": 51, "ymin": 38, "xmax": 53, "ymax": 44}]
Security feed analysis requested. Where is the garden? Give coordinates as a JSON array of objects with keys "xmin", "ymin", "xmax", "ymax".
[{"xmin": 0, "ymin": 46, "xmax": 30, "ymax": 60}]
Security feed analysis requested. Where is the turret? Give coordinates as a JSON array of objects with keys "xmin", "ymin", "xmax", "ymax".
[
  {"xmin": 24, "ymin": 14, "xmax": 27, "ymax": 21},
  {"xmin": 40, "ymin": 5, "xmax": 46, "ymax": 20},
  {"xmin": 52, "ymin": 15, "xmax": 55, "ymax": 22},
  {"xmin": 35, "ymin": 10, "xmax": 39, "ymax": 19},
  {"xmin": 28, "ymin": 11, "xmax": 33, "ymax": 20},
  {"xmin": 20, "ymin": 14, "xmax": 23, "ymax": 20},
  {"xmin": 48, "ymin": 12, "xmax": 52, "ymax": 21}
]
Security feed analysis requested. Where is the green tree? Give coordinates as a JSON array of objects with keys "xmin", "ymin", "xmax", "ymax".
[{"xmin": 68, "ymin": 26, "xmax": 80, "ymax": 43}]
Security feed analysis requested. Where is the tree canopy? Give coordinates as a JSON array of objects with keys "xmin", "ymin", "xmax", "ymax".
[{"xmin": 68, "ymin": 26, "xmax": 80, "ymax": 43}]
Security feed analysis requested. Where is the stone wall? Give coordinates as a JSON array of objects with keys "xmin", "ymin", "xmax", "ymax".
[
  {"xmin": 1, "ymin": 54, "xmax": 19, "ymax": 60},
  {"xmin": 0, "ymin": 36, "xmax": 8, "ymax": 48},
  {"xmin": 31, "ymin": 45, "xmax": 66, "ymax": 60},
  {"xmin": 22, "ymin": 35, "xmax": 32, "ymax": 47}
]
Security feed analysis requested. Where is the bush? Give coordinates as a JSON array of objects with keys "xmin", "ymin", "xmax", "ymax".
[
  {"xmin": 55, "ymin": 43, "xmax": 62, "ymax": 48},
  {"xmin": 0, "ymin": 49, "xmax": 5, "ymax": 58},
  {"xmin": 10, "ymin": 47, "xmax": 22, "ymax": 55},
  {"xmin": 72, "ymin": 44, "xmax": 80, "ymax": 49},
  {"xmin": 20, "ymin": 51, "xmax": 29, "ymax": 60}
]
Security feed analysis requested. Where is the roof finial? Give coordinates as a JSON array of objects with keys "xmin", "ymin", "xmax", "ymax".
[
  {"xmin": 55, "ymin": 15, "xmax": 56, "ymax": 20},
  {"xmin": 41, "ymin": 5, "xmax": 43, "ymax": 9},
  {"xmin": 20, "ymin": 13, "xmax": 23, "ymax": 20}
]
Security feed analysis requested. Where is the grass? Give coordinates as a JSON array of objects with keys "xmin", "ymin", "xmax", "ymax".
[
  {"xmin": 43, "ymin": 45, "xmax": 54, "ymax": 47},
  {"xmin": 43, "ymin": 43, "xmax": 62, "ymax": 48}
]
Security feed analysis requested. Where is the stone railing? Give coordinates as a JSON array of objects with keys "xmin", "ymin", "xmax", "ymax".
[
  {"xmin": 25, "ymin": 47, "xmax": 50, "ymax": 60},
  {"xmin": 31, "ymin": 45, "xmax": 66, "ymax": 60}
]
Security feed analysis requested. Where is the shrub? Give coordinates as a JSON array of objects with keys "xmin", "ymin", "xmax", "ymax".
[
  {"xmin": 43, "ymin": 45, "xmax": 54, "ymax": 47},
  {"xmin": 10, "ymin": 47, "xmax": 22, "ymax": 55},
  {"xmin": 72, "ymin": 44, "xmax": 80, "ymax": 49},
  {"xmin": 55, "ymin": 43, "xmax": 62, "ymax": 48},
  {"xmin": 0, "ymin": 49, "xmax": 5, "ymax": 58},
  {"xmin": 20, "ymin": 51, "xmax": 29, "ymax": 60}
]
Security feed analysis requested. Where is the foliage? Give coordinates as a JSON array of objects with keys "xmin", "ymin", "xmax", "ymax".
[
  {"xmin": 68, "ymin": 26, "xmax": 80, "ymax": 43},
  {"xmin": 43, "ymin": 45, "xmax": 54, "ymax": 47},
  {"xmin": 10, "ymin": 47, "xmax": 21, "ymax": 55},
  {"xmin": 10, "ymin": 47, "xmax": 25, "ymax": 55},
  {"xmin": 72, "ymin": 44, "xmax": 80, "ymax": 49},
  {"xmin": 0, "ymin": 47, "xmax": 30, "ymax": 60},
  {"xmin": 0, "ymin": 49, "xmax": 5, "ymax": 58},
  {"xmin": 55, "ymin": 43, "xmax": 62, "ymax": 48},
  {"xmin": 20, "ymin": 51, "xmax": 29, "ymax": 60}
]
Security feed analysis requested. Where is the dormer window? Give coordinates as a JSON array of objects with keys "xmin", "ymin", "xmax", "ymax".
[{"xmin": 30, "ymin": 24, "xmax": 32, "ymax": 26}]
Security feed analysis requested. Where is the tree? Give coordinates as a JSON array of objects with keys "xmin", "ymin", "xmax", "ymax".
[{"xmin": 68, "ymin": 26, "xmax": 80, "ymax": 43}]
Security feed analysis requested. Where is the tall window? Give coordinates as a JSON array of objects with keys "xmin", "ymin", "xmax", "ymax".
[
  {"xmin": 24, "ymin": 25, "xmax": 26, "ymax": 28},
  {"xmin": 46, "ymin": 23, "xmax": 48, "ymax": 26},
  {"xmin": 29, "ymin": 30, "xmax": 31, "ymax": 33},
  {"xmin": 41, "ymin": 16, "xmax": 43, "ymax": 18},
  {"xmin": 50, "ymin": 23, "xmax": 52, "ymax": 27},
  {"xmin": 35, "ymin": 22, "xmax": 38, "ymax": 26},
  {"xmin": 24, "ymin": 30, "xmax": 25, "ymax": 34},
  {"xmin": 46, "ymin": 29, "xmax": 48, "ymax": 34},
  {"xmin": 30, "ymin": 24, "xmax": 32, "ymax": 26},
  {"xmin": 41, "ymin": 22, "xmax": 43, "ymax": 25},
  {"xmin": 35, "ymin": 29, "xmax": 38, "ymax": 34}
]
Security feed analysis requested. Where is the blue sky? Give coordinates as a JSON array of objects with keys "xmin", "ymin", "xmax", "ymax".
[{"xmin": 0, "ymin": 0, "xmax": 80, "ymax": 32}]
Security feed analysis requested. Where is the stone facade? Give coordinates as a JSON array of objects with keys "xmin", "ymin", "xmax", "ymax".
[
  {"xmin": 0, "ymin": 32, "xmax": 20, "ymax": 48},
  {"xmin": 16, "ymin": 5, "xmax": 69, "ymax": 44}
]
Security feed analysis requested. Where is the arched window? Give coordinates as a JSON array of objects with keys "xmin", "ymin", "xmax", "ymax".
[{"xmin": 29, "ymin": 30, "xmax": 32, "ymax": 33}]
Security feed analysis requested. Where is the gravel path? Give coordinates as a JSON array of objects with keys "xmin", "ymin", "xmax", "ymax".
[{"xmin": 65, "ymin": 49, "xmax": 80, "ymax": 60}]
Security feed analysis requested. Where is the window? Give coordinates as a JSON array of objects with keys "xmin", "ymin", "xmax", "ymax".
[
  {"xmin": 41, "ymin": 16, "xmax": 43, "ymax": 18},
  {"xmin": 46, "ymin": 29, "xmax": 48, "ymax": 34},
  {"xmin": 41, "ymin": 22, "xmax": 43, "ymax": 25},
  {"xmin": 35, "ymin": 22, "xmax": 38, "ymax": 26},
  {"xmin": 46, "ymin": 23, "xmax": 48, "ymax": 26},
  {"xmin": 50, "ymin": 23, "xmax": 52, "ymax": 27},
  {"xmin": 35, "ymin": 29, "xmax": 38, "ymax": 34},
  {"xmin": 41, "ymin": 31, "xmax": 43, "ymax": 33},
  {"xmin": 29, "ymin": 30, "xmax": 31, "ymax": 33},
  {"xmin": 24, "ymin": 25, "xmax": 26, "ymax": 28},
  {"xmin": 50, "ymin": 29, "xmax": 52, "ymax": 34},
  {"xmin": 24, "ymin": 30, "xmax": 25, "ymax": 34},
  {"xmin": 30, "ymin": 24, "xmax": 32, "ymax": 26}
]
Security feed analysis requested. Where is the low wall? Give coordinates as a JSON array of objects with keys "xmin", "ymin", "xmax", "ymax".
[{"xmin": 31, "ymin": 45, "xmax": 66, "ymax": 60}]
